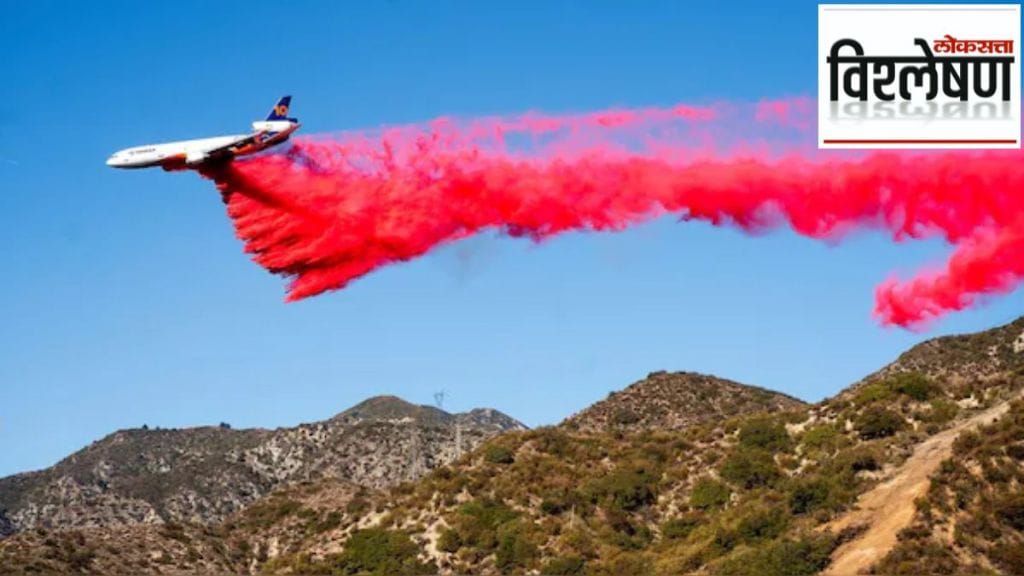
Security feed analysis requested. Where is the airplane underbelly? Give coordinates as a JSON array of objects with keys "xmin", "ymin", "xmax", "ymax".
[
  {"xmin": 123, "ymin": 157, "xmax": 165, "ymax": 168},
  {"xmin": 159, "ymin": 153, "xmax": 189, "ymax": 170}
]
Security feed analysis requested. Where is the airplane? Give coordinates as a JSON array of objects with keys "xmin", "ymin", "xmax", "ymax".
[{"xmin": 106, "ymin": 96, "xmax": 300, "ymax": 170}]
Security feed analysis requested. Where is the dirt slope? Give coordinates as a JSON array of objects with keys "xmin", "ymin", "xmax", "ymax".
[{"xmin": 822, "ymin": 392, "xmax": 1020, "ymax": 575}]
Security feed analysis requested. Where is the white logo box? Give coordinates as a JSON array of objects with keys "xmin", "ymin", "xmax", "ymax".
[{"xmin": 818, "ymin": 4, "xmax": 1020, "ymax": 149}]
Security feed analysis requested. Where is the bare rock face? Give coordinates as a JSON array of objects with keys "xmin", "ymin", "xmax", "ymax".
[
  {"xmin": 0, "ymin": 510, "xmax": 12, "ymax": 538},
  {"xmin": 562, "ymin": 371, "xmax": 806, "ymax": 433},
  {"xmin": 0, "ymin": 396, "xmax": 525, "ymax": 535}
]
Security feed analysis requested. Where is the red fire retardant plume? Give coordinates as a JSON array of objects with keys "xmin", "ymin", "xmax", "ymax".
[{"xmin": 199, "ymin": 102, "xmax": 1024, "ymax": 329}]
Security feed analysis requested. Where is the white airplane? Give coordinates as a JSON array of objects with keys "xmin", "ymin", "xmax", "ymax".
[{"xmin": 106, "ymin": 96, "xmax": 300, "ymax": 170}]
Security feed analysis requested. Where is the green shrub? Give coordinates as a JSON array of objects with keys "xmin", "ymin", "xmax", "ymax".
[
  {"xmin": 589, "ymin": 552, "xmax": 653, "ymax": 576},
  {"xmin": 601, "ymin": 507, "xmax": 653, "ymax": 550},
  {"xmin": 333, "ymin": 528, "xmax": 435, "ymax": 576},
  {"xmin": 856, "ymin": 407, "xmax": 905, "ymax": 439},
  {"xmin": 346, "ymin": 495, "xmax": 371, "ymax": 516},
  {"xmin": 800, "ymin": 423, "xmax": 845, "ymax": 454},
  {"xmin": 242, "ymin": 498, "xmax": 303, "ymax": 529},
  {"xmin": 271, "ymin": 553, "xmax": 332, "ymax": 575},
  {"xmin": 540, "ymin": 497, "xmax": 565, "ymax": 515},
  {"xmin": 558, "ymin": 528, "xmax": 597, "ymax": 559},
  {"xmin": 992, "ymin": 541, "xmax": 1024, "ymax": 575},
  {"xmin": 611, "ymin": 409, "xmax": 641, "ymax": 426},
  {"xmin": 836, "ymin": 446, "xmax": 882, "ymax": 472},
  {"xmin": 788, "ymin": 477, "xmax": 833, "ymax": 515},
  {"xmin": 495, "ymin": 521, "xmax": 539, "ymax": 574},
  {"xmin": 437, "ymin": 528, "xmax": 461, "ymax": 553},
  {"xmin": 738, "ymin": 417, "xmax": 791, "ymax": 452},
  {"xmin": 720, "ymin": 449, "xmax": 781, "ymax": 489},
  {"xmin": 662, "ymin": 512, "xmax": 704, "ymax": 540},
  {"xmin": 871, "ymin": 539, "xmax": 960, "ymax": 576},
  {"xmin": 542, "ymin": 555, "xmax": 585, "ymax": 575},
  {"xmin": 451, "ymin": 499, "xmax": 519, "ymax": 552},
  {"xmin": 706, "ymin": 527, "xmax": 740, "ymax": 560},
  {"xmin": 585, "ymin": 467, "xmax": 658, "ymax": 512},
  {"xmin": 484, "ymin": 445, "xmax": 515, "ymax": 465},
  {"xmin": 889, "ymin": 372, "xmax": 938, "ymax": 401},
  {"xmin": 532, "ymin": 428, "xmax": 572, "ymax": 457},
  {"xmin": 926, "ymin": 398, "xmax": 959, "ymax": 424},
  {"xmin": 996, "ymin": 494, "xmax": 1024, "ymax": 530},
  {"xmin": 854, "ymin": 382, "xmax": 895, "ymax": 406},
  {"xmin": 954, "ymin": 430, "xmax": 982, "ymax": 455},
  {"xmin": 690, "ymin": 478, "xmax": 732, "ymax": 511},
  {"xmin": 712, "ymin": 533, "xmax": 836, "ymax": 576},
  {"xmin": 539, "ymin": 488, "xmax": 579, "ymax": 516},
  {"xmin": 855, "ymin": 372, "xmax": 937, "ymax": 406},
  {"xmin": 1006, "ymin": 443, "xmax": 1024, "ymax": 461},
  {"xmin": 159, "ymin": 522, "xmax": 190, "ymax": 543},
  {"xmin": 733, "ymin": 505, "xmax": 789, "ymax": 543},
  {"xmin": 62, "ymin": 541, "xmax": 97, "ymax": 572}
]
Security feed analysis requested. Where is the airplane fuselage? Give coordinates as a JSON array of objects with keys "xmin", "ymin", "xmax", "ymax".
[
  {"xmin": 107, "ymin": 135, "xmax": 253, "ymax": 170},
  {"xmin": 107, "ymin": 101, "xmax": 300, "ymax": 171}
]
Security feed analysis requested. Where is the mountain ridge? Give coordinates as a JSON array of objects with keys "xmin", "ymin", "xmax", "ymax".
[
  {"xmin": 562, "ymin": 371, "xmax": 806, "ymax": 433},
  {"xmin": 0, "ymin": 395, "xmax": 525, "ymax": 535}
]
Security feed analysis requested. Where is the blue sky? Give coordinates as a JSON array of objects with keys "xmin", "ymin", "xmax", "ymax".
[{"xmin": 2, "ymin": 0, "xmax": 1022, "ymax": 477}]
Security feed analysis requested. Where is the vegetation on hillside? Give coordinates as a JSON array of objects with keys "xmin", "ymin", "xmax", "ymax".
[
  {"xmin": 563, "ymin": 371, "xmax": 806, "ymax": 433},
  {"xmin": 4, "ymin": 317, "xmax": 1024, "ymax": 575},
  {"xmin": 247, "ymin": 363, "xmax": 1024, "ymax": 576},
  {"xmin": 874, "ymin": 399, "xmax": 1024, "ymax": 575}
]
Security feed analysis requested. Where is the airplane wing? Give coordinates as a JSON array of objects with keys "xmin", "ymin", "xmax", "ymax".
[{"xmin": 189, "ymin": 133, "xmax": 269, "ymax": 165}]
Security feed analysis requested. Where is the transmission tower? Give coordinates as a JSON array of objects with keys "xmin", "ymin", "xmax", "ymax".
[{"xmin": 434, "ymin": 389, "xmax": 463, "ymax": 460}]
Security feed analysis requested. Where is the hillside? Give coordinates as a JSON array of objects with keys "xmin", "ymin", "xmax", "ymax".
[
  {"xmin": 0, "ymin": 396, "xmax": 525, "ymax": 535},
  {"xmin": 846, "ymin": 315, "xmax": 1024, "ymax": 395},
  {"xmin": 3, "ymin": 317, "xmax": 1024, "ymax": 575},
  {"xmin": 563, "ymin": 371, "xmax": 805, "ymax": 433},
  {"xmin": 230, "ymin": 316, "xmax": 1023, "ymax": 576},
  {"xmin": 821, "ymin": 392, "xmax": 1022, "ymax": 575},
  {"xmin": 0, "ymin": 478, "xmax": 367, "ymax": 576},
  {"xmin": 869, "ymin": 396, "xmax": 1024, "ymax": 575}
]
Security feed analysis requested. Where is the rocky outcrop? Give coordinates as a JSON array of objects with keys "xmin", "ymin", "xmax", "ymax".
[{"xmin": 0, "ymin": 396, "xmax": 525, "ymax": 534}]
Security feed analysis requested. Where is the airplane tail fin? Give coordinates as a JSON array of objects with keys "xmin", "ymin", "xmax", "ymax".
[{"xmin": 266, "ymin": 96, "xmax": 295, "ymax": 121}]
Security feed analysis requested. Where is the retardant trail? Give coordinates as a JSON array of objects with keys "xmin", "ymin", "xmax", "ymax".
[{"xmin": 199, "ymin": 102, "xmax": 1024, "ymax": 329}]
